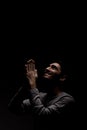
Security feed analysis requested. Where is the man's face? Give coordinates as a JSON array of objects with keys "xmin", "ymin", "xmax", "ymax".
[{"xmin": 43, "ymin": 63, "xmax": 61, "ymax": 79}]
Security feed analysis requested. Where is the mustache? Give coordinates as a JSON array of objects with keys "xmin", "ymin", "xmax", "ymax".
[{"xmin": 44, "ymin": 70, "xmax": 52, "ymax": 74}]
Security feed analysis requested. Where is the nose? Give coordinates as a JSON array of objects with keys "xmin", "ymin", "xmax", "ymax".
[{"xmin": 45, "ymin": 66, "xmax": 50, "ymax": 72}]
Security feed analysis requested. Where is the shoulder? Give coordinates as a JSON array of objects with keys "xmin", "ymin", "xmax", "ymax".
[
  {"xmin": 57, "ymin": 92, "xmax": 75, "ymax": 106},
  {"xmin": 59, "ymin": 92, "xmax": 75, "ymax": 101}
]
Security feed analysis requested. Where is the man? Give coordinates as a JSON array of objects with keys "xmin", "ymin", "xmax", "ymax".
[{"xmin": 8, "ymin": 59, "xmax": 75, "ymax": 130}]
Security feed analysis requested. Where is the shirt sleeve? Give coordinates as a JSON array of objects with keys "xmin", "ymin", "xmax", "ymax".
[
  {"xmin": 8, "ymin": 87, "xmax": 31, "ymax": 115},
  {"xmin": 29, "ymin": 88, "xmax": 75, "ymax": 116}
]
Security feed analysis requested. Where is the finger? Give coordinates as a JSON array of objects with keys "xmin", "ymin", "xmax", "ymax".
[
  {"xmin": 26, "ymin": 63, "xmax": 31, "ymax": 71},
  {"xmin": 29, "ymin": 63, "xmax": 35, "ymax": 71},
  {"xmin": 25, "ymin": 64, "xmax": 28, "ymax": 72},
  {"xmin": 35, "ymin": 69, "xmax": 38, "ymax": 78},
  {"xmin": 28, "ymin": 63, "xmax": 30, "ymax": 71},
  {"xmin": 27, "ymin": 59, "xmax": 35, "ymax": 71},
  {"xmin": 29, "ymin": 63, "xmax": 32, "ymax": 71},
  {"xmin": 26, "ymin": 63, "xmax": 33, "ymax": 71}
]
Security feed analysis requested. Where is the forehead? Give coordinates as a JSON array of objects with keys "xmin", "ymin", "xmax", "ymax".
[{"xmin": 50, "ymin": 63, "xmax": 61, "ymax": 69}]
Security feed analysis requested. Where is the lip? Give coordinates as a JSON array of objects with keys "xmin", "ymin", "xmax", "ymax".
[
  {"xmin": 44, "ymin": 73, "xmax": 49, "ymax": 76},
  {"xmin": 44, "ymin": 73, "xmax": 51, "ymax": 76}
]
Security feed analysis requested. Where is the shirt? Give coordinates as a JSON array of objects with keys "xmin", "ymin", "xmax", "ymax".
[{"xmin": 8, "ymin": 87, "xmax": 75, "ymax": 130}]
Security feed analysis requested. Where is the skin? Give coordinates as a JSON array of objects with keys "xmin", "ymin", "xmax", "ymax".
[
  {"xmin": 43, "ymin": 62, "xmax": 61, "ymax": 79},
  {"xmin": 25, "ymin": 59, "xmax": 38, "ymax": 88},
  {"xmin": 25, "ymin": 59, "xmax": 62, "ymax": 91}
]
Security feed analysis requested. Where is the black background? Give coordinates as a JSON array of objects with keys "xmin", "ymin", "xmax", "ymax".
[
  {"xmin": 0, "ymin": 6, "xmax": 85, "ymax": 129},
  {"xmin": 0, "ymin": 44, "xmax": 83, "ymax": 130}
]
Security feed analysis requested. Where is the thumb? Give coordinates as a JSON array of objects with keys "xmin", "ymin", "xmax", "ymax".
[{"xmin": 35, "ymin": 69, "xmax": 38, "ymax": 78}]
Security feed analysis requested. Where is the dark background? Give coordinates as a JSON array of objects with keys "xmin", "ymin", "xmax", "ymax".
[
  {"xmin": 0, "ymin": 6, "xmax": 85, "ymax": 129},
  {"xmin": 0, "ymin": 44, "xmax": 83, "ymax": 130}
]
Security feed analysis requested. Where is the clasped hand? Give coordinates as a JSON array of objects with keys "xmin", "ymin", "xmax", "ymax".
[{"xmin": 25, "ymin": 59, "xmax": 38, "ymax": 88}]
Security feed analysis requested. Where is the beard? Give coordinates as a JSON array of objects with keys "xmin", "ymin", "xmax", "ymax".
[{"xmin": 40, "ymin": 76, "xmax": 59, "ymax": 93}]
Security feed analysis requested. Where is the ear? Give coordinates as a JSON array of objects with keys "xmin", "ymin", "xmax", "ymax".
[{"xmin": 59, "ymin": 75, "xmax": 68, "ymax": 82}]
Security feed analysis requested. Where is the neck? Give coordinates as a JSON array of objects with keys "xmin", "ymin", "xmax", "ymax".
[
  {"xmin": 54, "ymin": 87, "xmax": 62, "ymax": 95},
  {"xmin": 47, "ymin": 85, "xmax": 62, "ymax": 97},
  {"xmin": 41, "ymin": 77, "xmax": 62, "ymax": 96}
]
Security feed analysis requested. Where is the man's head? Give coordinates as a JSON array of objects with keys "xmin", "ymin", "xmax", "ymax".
[
  {"xmin": 43, "ymin": 62, "xmax": 67, "ymax": 87},
  {"xmin": 43, "ymin": 62, "xmax": 62, "ymax": 79}
]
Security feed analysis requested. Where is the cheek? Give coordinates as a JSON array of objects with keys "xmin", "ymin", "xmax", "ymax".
[
  {"xmin": 52, "ymin": 72, "xmax": 60, "ymax": 78},
  {"xmin": 52, "ymin": 71, "xmax": 58, "ymax": 75},
  {"xmin": 49, "ymin": 74, "xmax": 56, "ymax": 79}
]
